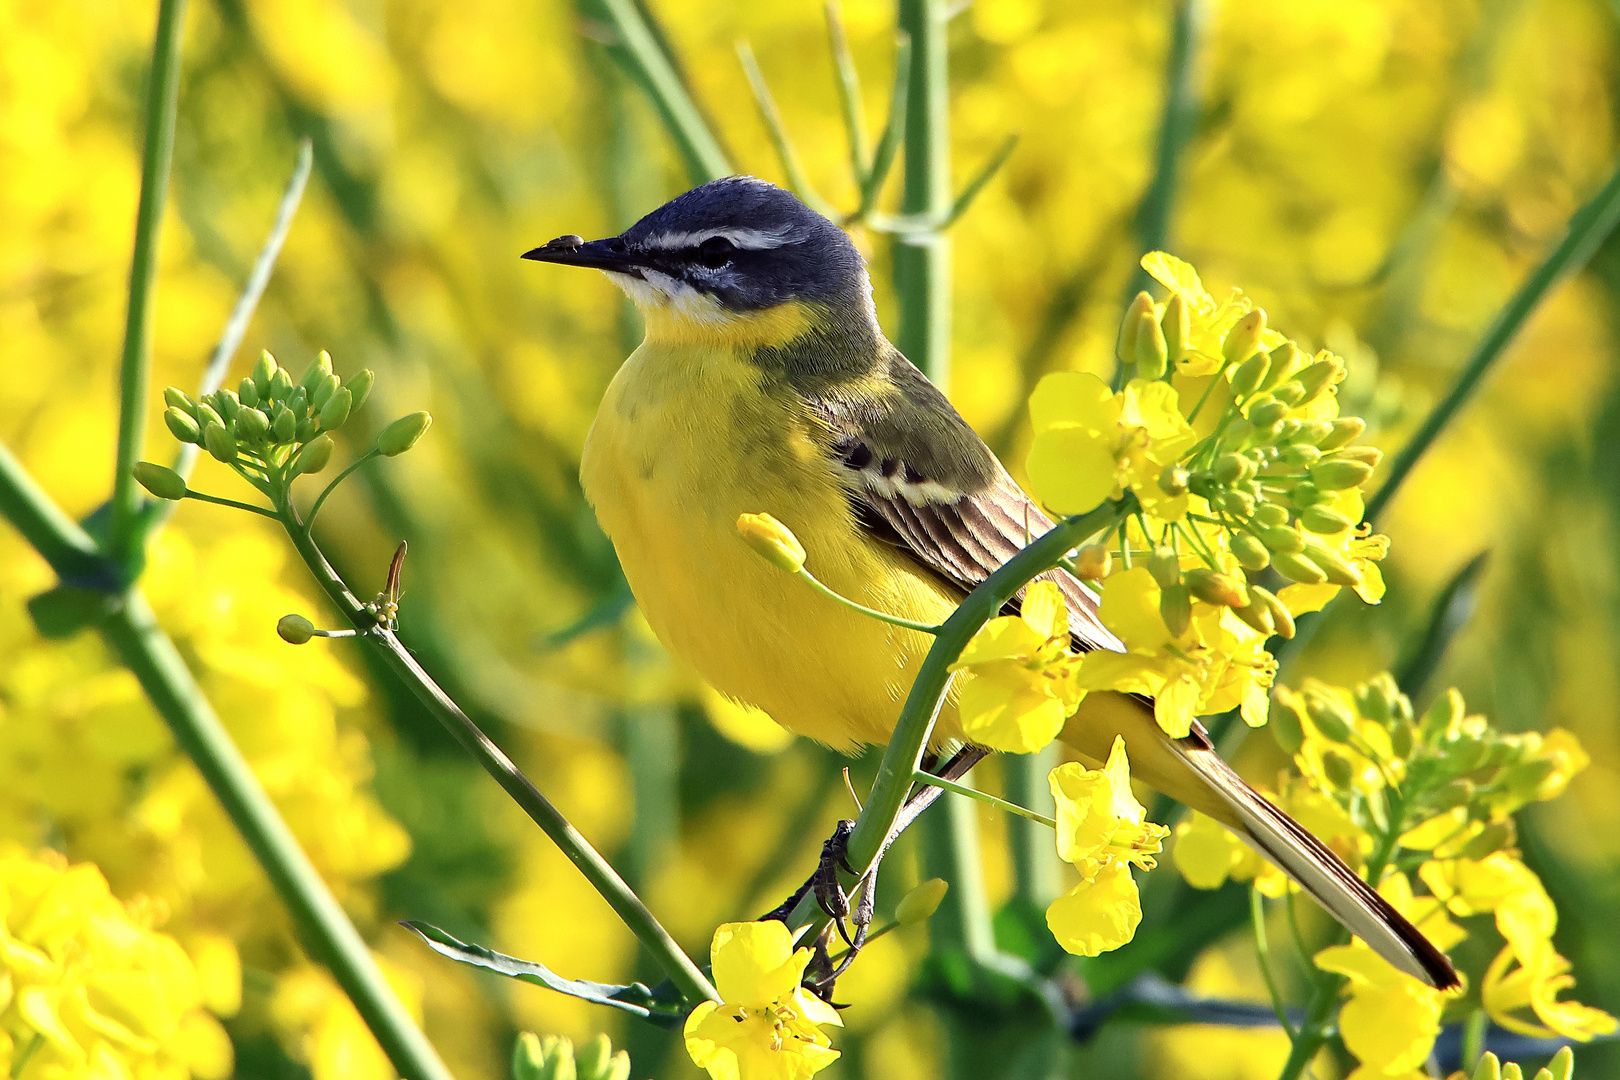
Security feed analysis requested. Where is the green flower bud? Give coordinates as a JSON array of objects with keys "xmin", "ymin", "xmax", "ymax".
[
  {"xmin": 214, "ymin": 389, "xmax": 241, "ymax": 423},
  {"xmin": 346, "ymin": 368, "xmax": 375, "ymax": 412},
  {"xmin": 196, "ymin": 403, "xmax": 226, "ymax": 432},
  {"xmin": 1300, "ymin": 538, "xmax": 1363, "ymax": 586},
  {"xmin": 1186, "ymin": 567, "xmax": 1248, "ymax": 608},
  {"xmin": 736, "ymin": 512, "xmax": 806, "ymax": 572},
  {"xmin": 1304, "ymin": 691, "xmax": 1355, "ymax": 742},
  {"xmin": 1158, "ymin": 463, "xmax": 1189, "ymax": 497},
  {"xmin": 1291, "ymin": 482, "xmax": 1322, "ymax": 508},
  {"xmin": 239, "ymin": 376, "xmax": 260, "ymax": 408},
  {"xmin": 897, "ymin": 877, "xmax": 949, "ymax": 925},
  {"xmin": 1249, "ymin": 399, "xmax": 1288, "ymax": 428},
  {"xmin": 1222, "ymin": 308, "xmax": 1266, "ymax": 365},
  {"xmin": 1331, "ymin": 445, "xmax": 1384, "ymax": 468},
  {"xmin": 133, "ymin": 461, "xmax": 187, "ymax": 500},
  {"xmin": 203, "ymin": 422, "xmax": 236, "ymax": 464},
  {"xmin": 1280, "ymin": 443, "xmax": 1322, "ymax": 468},
  {"xmin": 286, "ymin": 386, "xmax": 309, "ymax": 419},
  {"xmin": 1502, "ymin": 758, "xmax": 1559, "ymax": 802},
  {"xmin": 1222, "ymin": 418, "xmax": 1257, "ymax": 450},
  {"xmin": 1318, "ymin": 416, "xmax": 1366, "ymax": 450},
  {"xmin": 1311, "ymin": 459, "xmax": 1374, "ymax": 490},
  {"xmin": 311, "ymin": 372, "xmax": 340, "ymax": 411},
  {"xmin": 1254, "ymin": 585, "xmax": 1294, "ymax": 639},
  {"xmin": 269, "ymin": 366, "xmax": 294, "ymax": 403},
  {"xmin": 1294, "ymin": 358, "xmax": 1343, "ymax": 402},
  {"xmin": 1213, "ymin": 453, "xmax": 1251, "ymax": 484},
  {"xmin": 1159, "ymin": 583, "xmax": 1192, "ymax": 637},
  {"xmin": 1073, "ymin": 543, "xmax": 1112, "ymax": 580},
  {"xmin": 252, "ymin": 351, "xmax": 277, "ymax": 396},
  {"xmin": 163, "ymin": 387, "xmax": 195, "ymax": 413},
  {"xmin": 377, "ymin": 411, "xmax": 433, "ymax": 456},
  {"xmin": 1254, "ymin": 503, "xmax": 1289, "ymax": 527},
  {"xmin": 575, "ymin": 1035, "xmax": 611, "ymax": 1080},
  {"xmin": 1322, "ymin": 750, "xmax": 1355, "ymax": 790},
  {"xmin": 300, "ymin": 349, "xmax": 334, "ymax": 393},
  {"xmin": 1300, "ymin": 505, "xmax": 1352, "ymax": 534},
  {"xmin": 1229, "ymin": 350, "xmax": 1270, "ymax": 399},
  {"xmin": 1271, "ymin": 549, "xmax": 1327, "ymax": 584},
  {"xmin": 1259, "ymin": 526, "xmax": 1305, "ymax": 554},
  {"xmin": 164, "ymin": 407, "xmax": 201, "ymax": 444},
  {"xmin": 297, "ymin": 434, "xmax": 334, "ymax": 475},
  {"xmin": 1460, "ymin": 820, "xmax": 1515, "ymax": 860},
  {"xmin": 1355, "ymin": 673, "xmax": 1402, "ymax": 724},
  {"xmin": 271, "ymin": 405, "xmax": 296, "ymax": 444},
  {"xmin": 1472, "ymin": 1052, "xmax": 1501, "ymax": 1080},
  {"xmin": 1275, "ymin": 419, "xmax": 1301, "ymax": 442},
  {"xmin": 1420, "ymin": 687, "xmax": 1466, "ymax": 741},
  {"xmin": 1232, "ymin": 594, "xmax": 1275, "ymax": 635},
  {"xmin": 295, "ymin": 416, "xmax": 320, "ymax": 443},
  {"xmin": 1547, "ymin": 1046, "xmax": 1573, "ymax": 1080},
  {"xmin": 1271, "ymin": 382, "xmax": 1306, "ymax": 406},
  {"xmin": 1161, "ymin": 293, "xmax": 1190, "ymax": 366},
  {"xmin": 1230, "ymin": 533, "xmax": 1271, "ymax": 571},
  {"xmin": 1134, "ymin": 309, "xmax": 1169, "ymax": 380},
  {"xmin": 1260, "ymin": 342, "xmax": 1302, "ymax": 391},
  {"xmin": 277, "ymin": 614, "xmax": 316, "ymax": 644},
  {"xmin": 236, "ymin": 406, "xmax": 270, "ymax": 442},
  {"xmin": 1146, "ymin": 547, "xmax": 1181, "ymax": 588},
  {"xmin": 1427, "ymin": 779, "xmax": 1475, "ymax": 812},
  {"xmin": 1218, "ymin": 489, "xmax": 1255, "ymax": 518},
  {"xmin": 1116, "ymin": 291, "xmax": 1155, "ymax": 367},
  {"xmin": 1293, "ymin": 419, "xmax": 1333, "ymax": 445},
  {"xmin": 1269, "ymin": 693, "xmax": 1305, "ymax": 754},
  {"xmin": 319, "ymin": 386, "xmax": 352, "ymax": 430}
]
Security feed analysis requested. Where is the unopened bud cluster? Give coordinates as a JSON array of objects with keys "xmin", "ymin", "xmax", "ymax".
[
  {"xmin": 513, "ymin": 1032, "xmax": 630, "ymax": 1080},
  {"xmin": 1271, "ymin": 673, "xmax": 1587, "ymax": 860}
]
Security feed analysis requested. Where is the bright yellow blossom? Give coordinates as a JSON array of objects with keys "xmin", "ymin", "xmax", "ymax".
[
  {"xmin": 1044, "ymin": 737, "xmax": 1169, "ymax": 956},
  {"xmin": 684, "ymin": 921, "xmax": 842, "ymax": 1080},
  {"xmin": 1139, "ymin": 253, "xmax": 1287, "ymax": 378},
  {"xmin": 950, "ymin": 580, "xmax": 1083, "ymax": 753}
]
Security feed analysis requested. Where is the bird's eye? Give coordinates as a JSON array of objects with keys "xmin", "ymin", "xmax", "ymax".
[{"xmin": 696, "ymin": 235, "xmax": 736, "ymax": 268}]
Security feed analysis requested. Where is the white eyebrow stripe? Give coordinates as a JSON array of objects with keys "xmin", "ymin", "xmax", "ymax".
[{"xmin": 637, "ymin": 225, "xmax": 798, "ymax": 252}]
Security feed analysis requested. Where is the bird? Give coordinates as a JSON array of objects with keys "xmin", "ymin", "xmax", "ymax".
[{"xmin": 521, "ymin": 175, "xmax": 1458, "ymax": 990}]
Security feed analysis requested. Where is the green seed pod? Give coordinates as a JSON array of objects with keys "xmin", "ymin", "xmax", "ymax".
[
  {"xmin": 1231, "ymin": 532, "xmax": 1271, "ymax": 571},
  {"xmin": 269, "ymin": 366, "xmax": 294, "ymax": 403},
  {"xmin": 1117, "ymin": 291, "xmax": 1155, "ymax": 367},
  {"xmin": 1311, "ymin": 459, "xmax": 1375, "ymax": 490},
  {"xmin": 1291, "ymin": 481, "xmax": 1322, "ymax": 508},
  {"xmin": 236, "ymin": 406, "xmax": 270, "ymax": 442},
  {"xmin": 1420, "ymin": 687, "xmax": 1465, "ymax": 741},
  {"xmin": 1232, "ymin": 594, "xmax": 1275, "ymax": 635},
  {"xmin": 1294, "ymin": 358, "xmax": 1343, "ymax": 402},
  {"xmin": 1249, "ymin": 399, "xmax": 1288, "ymax": 428},
  {"xmin": 1146, "ymin": 547, "xmax": 1181, "ymax": 588},
  {"xmin": 277, "ymin": 614, "xmax": 316, "ymax": 645},
  {"xmin": 319, "ymin": 386, "xmax": 352, "ymax": 430},
  {"xmin": 1460, "ymin": 820, "xmax": 1516, "ymax": 860},
  {"xmin": 346, "ymin": 368, "xmax": 375, "ymax": 412},
  {"xmin": 1159, "ymin": 583, "xmax": 1192, "ymax": 637},
  {"xmin": 1229, "ymin": 350, "xmax": 1270, "ymax": 398},
  {"xmin": 1271, "ymin": 382, "xmax": 1306, "ymax": 406},
  {"xmin": 311, "ymin": 372, "xmax": 340, "ymax": 411},
  {"xmin": 377, "ymin": 411, "xmax": 433, "ymax": 456},
  {"xmin": 1319, "ymin": 416, "xmax": 1366, "ymax": 450},
  {"xmin": 271, "ymin": 406, "xmax": 296, "ymax": 444},
  {"xmin": 1271, "ymin": 549, "xmax": 1328, "ymax": 584},
  {"xmin": 252, "ymin": 351, "xmax": 277, "ymax": 396},
  {"xmin": 1254, "ymin": 503, "xmax": 1289, "ymax": 527},
  {"xmin": 1158, "ymin": 463, "xmax": 1189, "ymax": 496},
  {"xmin": 1186, "ymin": 567, "xmax": 1249, "ymax": 608},
  {"xmin": 1300, "ymin": 505, "xmax": 1353, "ymax": 534},
  {"xmin": 1223, "ymin": 309, "xmax": 1266, "ymax": 365},
  {"xmin": 1259, "ymin": 526, "xmax": 1305, "ymax": 554},
  {"xmin": 1135, "ymin": 309, "xmax": 1169, "ymax": 380},
  {"xmin": 1213, "ymin": 453, "xmax": 1250, "ymax": 484},
  {"xmin": 297, "ymin": 434, "xmax": 334, "ymax": 475},
  {"xmin": 1322, "ymin": 750, "xmax": 1355, "ymax": 790},
  {"xmin": 300, "ymin": 349, "xmax": 335, "ymax": 393},
  {"xmin": 295, "ymin": 416, "xmax": 320, "ymax": 443},
  {"xmin": 203, "ymin": 422, "xmax": 236, "ymax": 464},
  {"xmin": 163, "ymin": 386, "xmax": 194, "ymax": 413},
  {"xmin": 1254, "ymin": 585, "xmax": 1294, "ymax": 639},
  {"xmin": 896, "ymin": 877, "xmax": 949, "ymax": 925},
  {"xmin": 164, "ymin": 407, "xmax": 201, "ymax": 444},
  {"xmin": 132, "ymin": 461, "xmax": 187, "ymax": 500},
  {"xmin": 1218, "ymin": 489, "xmax": 1256, "ymax": 518},
  {"xmin": 1269, "ymin": 694, "xmax": 1306, "ymax": 754},
  {"xmin": 1301, "ymin": 538, "xmax": 1363, "ymax": 586},
  {"xmin": 1472, "ymin": 1052, "xmax": 1502, "ymax": 1080},
  {"xmin": 1281, "ymin": 443, "xmax": 1322, "ymax": 468},
  {"xmin": 239, "ymin": 376, "xmax": 260, "ymax": 408},
  {"xmin": 1161, "ymin": 292, "xmax": 1190, "ymax": 366},
  {"xmin": 1259, "ymin": 341, "xmax": 1302, "ymax": 391}
]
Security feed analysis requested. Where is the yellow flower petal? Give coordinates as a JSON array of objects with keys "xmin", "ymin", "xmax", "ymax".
[
  {"xmin": 710, "ymin": 922, "xmax": 807, "ymax": 1009},
  {"xmin": 1026, "ymin": 426, "xmax": 1119, "ymax": 515},
  {"xmin": 1045, "ymin": 861, "xmax": 1142, "ymax": 957}
]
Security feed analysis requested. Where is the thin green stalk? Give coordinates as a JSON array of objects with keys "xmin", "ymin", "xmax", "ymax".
[
  {"xmin": 1005, "ymin": 745, "xmax": 1061, "ymax": 907},
  {"xmin": 276, "ymin": 501, "xmax": 719, "ymax": 1005},
  {"xmin": 593, "ymin": 0, "xmax": 731, "ymax": 183},
  {"xmin": 109, "ymin": 0, "xmax": 189, "ymax": 569},
  {"xmin": 825, "ymin": 2, "xmax": 870, "ymax": 181},
  {"xmin": 914, "ymin": 770, "xmax": 1057, "ymax": 828},
  {"xmin": 307, "ymin": 449, "xmax": 380, "ymax": 528},
  {"xmin": 0, "ymin": 449, "xmax": 454, "ymax": 1080},
  {"xmin": 894, "ymin": 0, "xmax": 951, "ymax": 385},
  {"xmin": 1251, "ymin": 887, "xmax": 1296, "ymax": 1038},
  {"xmin": 1459, "ymin": 1009, "xmax": 1489, "ymax": 1074},
  {"xmin": 1367, "ymin": 156, "xmax": 1620, "ymax": 523},
  {"xmin": 847, "ymin": 35, "xmax": 910, "ymax": 224},
  {"xmin": 736, "ymin": 41, "xmax": 834, "ymax": 216},
  {"xmin": 181, "ymin": 489, "xmax": 279, "ymax": 519},
  {"xmin": 800, "ymin": 566, "xmax": 941, "ymax": 632}
]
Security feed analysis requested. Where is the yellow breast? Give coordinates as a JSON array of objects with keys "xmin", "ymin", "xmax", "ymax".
[{"xmin": 579, "ymin": 335, "xmax": 963, "ymax": 752}]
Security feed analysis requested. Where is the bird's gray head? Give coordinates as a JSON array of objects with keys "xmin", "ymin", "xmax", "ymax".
[{"xmin": 521, "ymin": 176, "xmax": 871, "ymax": 328}]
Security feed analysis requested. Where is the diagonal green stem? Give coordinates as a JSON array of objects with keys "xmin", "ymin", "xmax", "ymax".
[
  {"xmin": 109, "ymin": 0, "xmax": 189, "ymax": 569},
  {"xmin": 915, "ymin": 771, "xmax": 1056, "ymax": 829},
  {"xmin": 1367, "ymin": 156, "xmax": 1620, "ymax": 523}
]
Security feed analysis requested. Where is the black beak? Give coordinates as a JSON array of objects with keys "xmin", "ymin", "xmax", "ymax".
[{"xmin": 521, "ymin": 235, "xmax": 646, "ymax": 275}]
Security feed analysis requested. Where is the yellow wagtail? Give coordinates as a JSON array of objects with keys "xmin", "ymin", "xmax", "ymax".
[{"xmin": 522, "ymin": 176, "xmax": 1457, "ymax": 989}]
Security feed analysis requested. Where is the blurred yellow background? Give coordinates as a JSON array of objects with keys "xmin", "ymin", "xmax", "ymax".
[{"xmin": 2, "ymin": 0, "xmax": 1618, "ymax": 1077}]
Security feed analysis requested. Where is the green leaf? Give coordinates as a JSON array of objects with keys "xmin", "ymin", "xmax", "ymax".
[
  {"xmin": 27, "ymin": 585, "xmax": 118, "ymax": 639},
  {"xmin": 401, "ymin": 921, "xmax": 687, "ymax": 1027}
]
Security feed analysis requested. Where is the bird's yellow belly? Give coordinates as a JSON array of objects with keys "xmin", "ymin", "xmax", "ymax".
[{"xmin": 580, "ymin": 341, "xmax": 963, "ymax": 752}]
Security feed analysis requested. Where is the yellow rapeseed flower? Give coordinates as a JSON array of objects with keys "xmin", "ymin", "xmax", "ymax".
[
  {"xmin": 1044, "ymin": 737, "xmax": 1169, "ymax": 956},
  {"xmin": 950, "ymin": 581, "xmax": 1083, "ymax": 753},
  {"xmin": 684, "ymin": 921, "xmax": 842, "ymax": 1080}
]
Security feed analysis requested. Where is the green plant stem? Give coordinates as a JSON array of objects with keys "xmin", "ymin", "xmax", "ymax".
[
  {"xmin": 1367, "ymin": 156, "xmax": 1620, "ymax": 523},
  {"xmin": 1005, "ymin": 744, "xmax": 1061, "ymax": 907},
  {"xmin": 736, "ymin": 41, "xmax": 834, "ymax": 216},
  {"xmin": 180, "ymin": 489, "xmax": 279, "ymax": 519},
  {"xmin": 593, "ymin": 0, "xmax": 731, "ymax": 183},
  {"xmin": 1251, "ymin": 887, "xmax": 1296, "ymax": 1038},
  {"xmin": 0, "ymin": 445, "xmax": 454, "ymax": 1080},
  {"xmin": 109, "ymin": 0, "xmax": 188, "ymax": 569},
  {"xmin": 307, "ymin": 449, "xmax": 380, "ymax": 528},
  {"xmin": 799, "ymin": 566, "xmax": 941, "ymax": 632},
  {"xmin": 1460, "ymin": 1009, "xmax": 1489, "ymax": 1074},
  {"xmin": 824, "ymin": 1, "xmax": 870, "ymax": 181},
  {"xmin": 894, "ymin": 0, "xmax": 951, "ymax": 385},
  {"xmin": 275, "ymin": 502, "xmax": 720, "ymax": 1005},
  {"xmin": 783, "ymin": 496, "xmax": 1131, "ymax": 935},
  {"xmin": 924, "ymin": 781, "xmax": 996, "ymax": 960},
  {"xmin": 913, "ymin": 770, "xmax": 1057, "ymax": 828}
]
